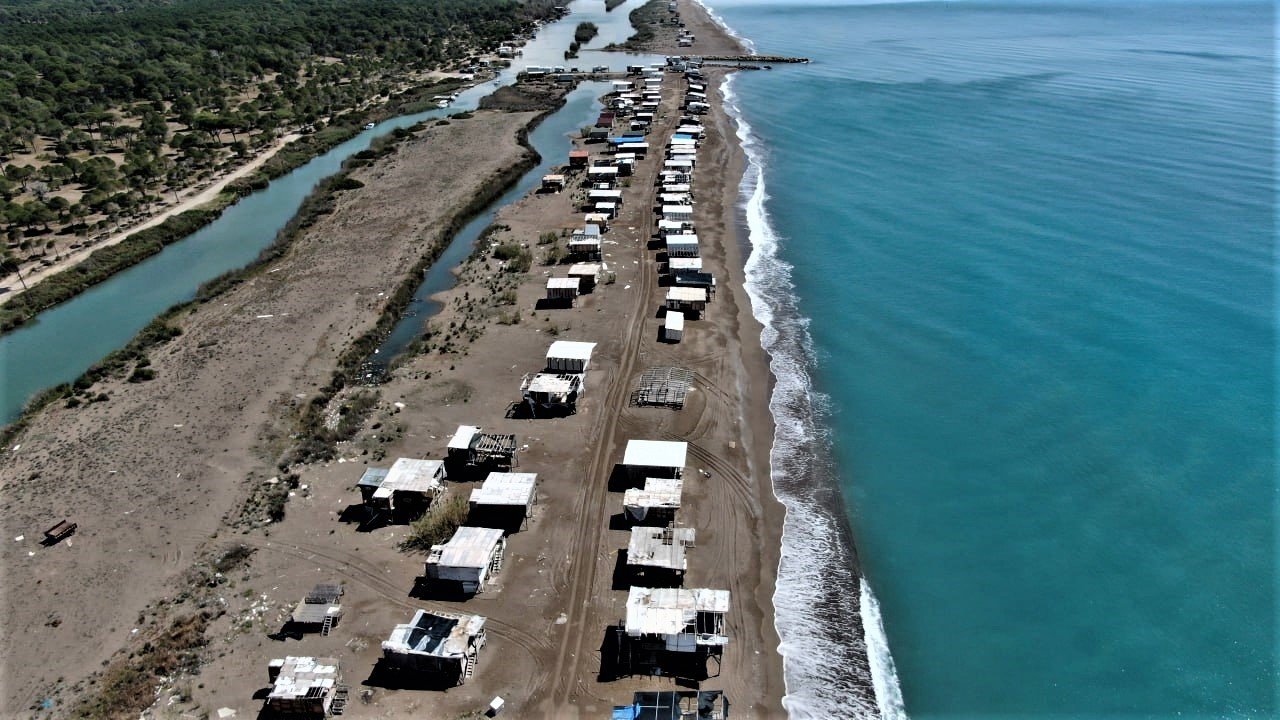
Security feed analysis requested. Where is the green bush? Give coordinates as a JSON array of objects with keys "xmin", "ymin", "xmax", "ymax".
[{"xmin": 401, "ymin": 494, "xmax": 469, "ymax": 552}]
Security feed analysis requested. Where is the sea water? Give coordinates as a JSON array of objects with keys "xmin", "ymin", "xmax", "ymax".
[{"xmin": 708, "ymin": 1, "xmax": 1274, "ymax": 717}]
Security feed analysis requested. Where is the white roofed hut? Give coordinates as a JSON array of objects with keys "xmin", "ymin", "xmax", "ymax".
[
  {"xmin": 380, "ymin": 609, "xmax": 487, "ymax": 684},
  {"xmin": 622, "ymin": 440, "xmax": 687, "ymax": 481},
  {"xmin": 546, "ymin": 340, "xmax": 596, "ymax": 373},
  {"xmin": 584, "ymin": 213, "xmax": 611, "ymax": 230},
  {"xmin": 594, "ymin": 201, "xmax": 619, "ymax": 218},
  {"xmin": 663, "ymin": 310, "xmax": 684, "ymax": 343},
  {"xmin": 588, "ymin": 165, "xmax": 621, "ymax": 182},
  {"xmin": 616, "ymin": 587, "xmax": 730, "ymax": 678},
  {"xmin": 627, "ymin": 526, "xmax": 696, "ymax": 584},
  {"xmin": 623, "ymin": 477, "xmax": 683, "ymax": 525},
  {"xmin": 541, "ymin": 174, "xmax": 566, "ymax": 192},
  {"xmin": 667, "ymin": 256, "xmax": 703, "ymax": 273},
  {"xmin": 569, "ymin": 223, "xmax": 603, "ymax": 258},
  {"xmin": 665, "ymin": 234, "xmax": 700, "ymax": 258},
  {"xmin": 287, "ymin": 583, "xmax": 344, "ymax": 636},
  {"xmin": 546, "ymin": 277, "xmax": 581, "ymax": 306},
  {"xmin": 446, "ymin": 424, "xmax": 518, "ymax": 472},
  {"xmin": 425, "ymin": 526, "xmax": 507, "ymax": 595},
  {"xmin": 469, "ymin": 472, "xmax": 538, "ymax": 530},
  {"xmin": 265, "ymin": 656, "xmax": 343, "ymax": 717},
  {"xmin": 666, "ymin": 287, "xmax": 708, "ymax": 318},
  {"xmin": 662, "ymin": 204, "xmax": 694, "ymax": 222},
  {"xmin": 358, "ymin": 458, "xmax": 446, "ymax": 522},
  {"xmin": 658, "ymin": 219, "xmax": 694, "ymax": 239},
  {"xmin": 569, "ymin": 262, "xmax": 602, "ymax": 292}
]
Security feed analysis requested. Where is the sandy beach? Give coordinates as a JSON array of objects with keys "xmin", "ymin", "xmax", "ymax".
[{"xmin": 1, "ymin": 1, "xmax": 787, "ymax": 717}]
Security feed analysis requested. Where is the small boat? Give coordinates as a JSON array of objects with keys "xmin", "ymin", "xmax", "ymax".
[{"xmin": 364, "ymin": 122, "xmax": 375, "ymax": 130}]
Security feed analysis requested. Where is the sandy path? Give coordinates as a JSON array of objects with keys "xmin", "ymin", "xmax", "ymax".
[{"xmin": 0, "ymin": 132, "xmax": 302, "ymax": 305}]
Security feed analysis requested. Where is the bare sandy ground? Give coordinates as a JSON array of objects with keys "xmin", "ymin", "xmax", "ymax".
[
  {"xmin": 0, "ymin": 132, "xmax": 302, "ymax": 306},
  {"xmin": 0, "ymin": 109, "xmax": 541, "ymax": 717},
  {"xmin": 1, "ymin": 2, "xmax": 786, "ymax": 718}
]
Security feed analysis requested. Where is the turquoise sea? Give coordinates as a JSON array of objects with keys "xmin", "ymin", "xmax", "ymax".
[{"xmin": 706, "ymin": 1, "xmax": 1275, "ymax": 717}]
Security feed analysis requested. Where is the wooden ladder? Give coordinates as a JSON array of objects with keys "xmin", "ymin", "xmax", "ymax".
[
  {"xmin": 321, "ymin": 615, "xmax": 335, "ymax": 636},
  {"xmin": 463, "ymin": 652, "xmax": 477, "ymax": 681},
  {"xmin": 330, "ymin": 686, "xmax": 349, "ymax": 716}
]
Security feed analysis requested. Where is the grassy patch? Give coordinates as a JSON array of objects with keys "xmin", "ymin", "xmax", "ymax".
[{"xmin": 401, "ymin": 494, "xmax": 469, "ymax": 552}]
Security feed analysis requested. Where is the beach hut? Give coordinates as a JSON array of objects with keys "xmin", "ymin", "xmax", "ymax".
[
  {"xmin": 446, "ymin": 424, "xmax": 518, "ymax": 469},
  {"xmin": 381, "ymin": 609, "xmax": 486, "ymax": 683},
  {"xmin": 588, "ymin": 188, "xmax": 623, "ymax": 205},
  {"xmin": 541, "ymin": 174, "xmax": 566, "ymax": 192},
  {"xmin": 662, "ymin": 204, "xmax": 694, "ymax": 222},
  {"xmin": 622, "ymin": 586, "xmax": 729, "ymax": 658},
  {"xmin": 546, "ymin": 340, "xmax": 596, "ymax": 373},
  {"xmin": 584, "ymin": 214, "xmax": 610, "ymax": 230},
  {"xmin": 588, "ymin": 165, "xmax": 620, "ymax": 182},
  {"xmin": 664, "ymin": 158, "xmax": 695, "ymax": 172},
  {"xmin": 568, "ymin": 262, "xmax": 602, "ymax": 291},
  {"xmin": 521, "ymin": 372, "xmax": 585, "ymax": 415},
  {"xmin": 288, "ymin": 583, "xmax": 344, "ymax": 636},
  {"xmin": 469, "ymin": 472, "xmax": 538, "ymax": 529},
  {"xmin": 663, "ymin": 311, "xmax": 684, "ymax": 343},
  {"xmin": 623, "ymin": 439, "xmax": 688, "ymax": 480},
  {"xmin": 627, "ymin": 526, "xmax": 696, "ymax": 582},
  {"xmin": 666, "ymin": 287, "xmax": 708, "ymax": 318},
  {"xmin": 265, "ymin": 657, "xmax": 343, "ymax": 717},
  {"xmin": 612, "ymin": 80, "xmax": 633, "ymax": 93},
  {"xmin": 623, "ymin": 477, "xmax": 683, "ymax": 525},
  {"xmin": 594, "ymin": 201, "xmax": 619, "ymax": 218},
  {"xmin": 665, "ymin": 234, "xmax": 700, "ymax": 258},
  {"xmin": 358, "ymin": 458, "xmax": 446, "ymax": 521},
  {"xmin": 588, "ymin": 127, "xmax": 610, "ymax": 141},
  {"xmin": 425, "ymin": 526, "xmax": 507, "ymax": 594},
  {"xmin": 618, "ymin": 142, "xmax": 649, "ymax": 157},
  {"xmin": 569, "ymin": 149, "xmax": 590, "ymax": 168},
  {"xmin": 667, "ymin": 256, "xmax": 703, "ymax": 273},
  {"xmin": 660, "ymin": 193, "xmax": 691, "ymax": 205},
  {"xmin": 673, "ymin": 269, "xmax": 716, "ymax": 297},
  {"xmin": 546, "ymin": 277, "xmax": 581, "ymax": 305},
  {"xmin": 569, "ymin": 227, "xmax": 603, "ymax": 258}
]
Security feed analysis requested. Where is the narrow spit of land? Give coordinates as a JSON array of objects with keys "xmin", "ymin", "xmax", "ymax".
[{"xmin": 0, "ymin": 1, "xmax": 788, "ymax": 718}]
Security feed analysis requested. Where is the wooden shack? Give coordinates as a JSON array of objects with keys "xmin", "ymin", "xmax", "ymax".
[
  {"xmin": 665, "ymin": 287, "xmax": 707, "ymax": 318},
  {"xmin": 546, "ymin": 277, "xmax": 581, "ymax": 305}
]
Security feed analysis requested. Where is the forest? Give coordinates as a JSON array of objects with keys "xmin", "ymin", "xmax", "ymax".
[{"xmin": 0, "ymin": 0, "xmax": 560, "ymax": 283}]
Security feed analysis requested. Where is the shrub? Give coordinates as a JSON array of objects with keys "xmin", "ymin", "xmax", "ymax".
[{"xmin": 401, "ymin": 494, "xmax": 469, "ymax": 552}]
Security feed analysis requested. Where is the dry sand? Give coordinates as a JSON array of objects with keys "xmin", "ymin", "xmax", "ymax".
[{"xmin": 1, "ymin": 2, "xmax": 789, "ymax": 717}]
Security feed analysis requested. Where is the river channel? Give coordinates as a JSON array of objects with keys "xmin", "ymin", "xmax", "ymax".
[{"xmin": 0, "ymin": 0, "xmax": 662, "ymax": 423}]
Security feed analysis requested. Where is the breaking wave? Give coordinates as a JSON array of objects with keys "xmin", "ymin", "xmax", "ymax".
[{"xmin": 721, "ymin": 65, "xmax": 909, "ymax": 720}]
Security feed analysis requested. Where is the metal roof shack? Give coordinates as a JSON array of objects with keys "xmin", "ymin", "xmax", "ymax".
[
  {"xmin": 358, "ymin": 458, "xmax": 445, "ymax": 520},
  {"xmin": 426, "ymin": 527, "xmax": 506, "ymax": 594},
  {"xmin": 381, "ymin": 609, "xmax": 487, "ymax": 683},
  {"xmin": 623, "ymin": 477, "xmax": 683, "ymax": 524},
  {"xmin": 667, "ymin": 257, "xmax": 703, "ymax": 273},
  {"xmin": 612, "ymin": 690, "xmax": 730, "ymax": 720},
  {"xmin": 265, "ymin": 656, "xmax": 343, "ymax": 717},
  {"xmin": 521, "ymin": 372, "xmax": 585, "ymax": 416},
  {"xmin": 665, "ymin": 287, "xmax": 708, "ymax": 318},
  {"xmin": 663, "ymin": 311, "xmax": 684, "ymax": 343},
  {"xmin": 628, "ymin": 526, "xmax": 696, "ymax": 577},
  {"xmin": 469, "ymin": 472, "xmax": 538, "ymax": 519},
  {"xmin": 289, "ymin": 583, "xmax": 344, "ymax": 633},
  {"xmin": 666, "ymin": 234, "xmax": 700, "ymax": 259},
  {"xmin": 541, "ymin": 174, "xmax": 566, "ymax": 191},
  {"xmin": 623, "ymin": 440, "xmax": 687, "ymax": 479},
  {"xmin": 661, "ymin": 204, "xmax": 694, "ymax": 222},
  {"xmin": 569, "ymin": 149, "xmax": 590, "ymax": 167},
  {"xmin": 547, "ymin": 277, "xmax": 582, "ymax": 304},
  {"xmin": 446, "ymin": 425, "xmax": 518, "ymax": 469},
  {"xmin": 546, "ymin": 340, "xmax": 596, "ymax": 373},
  {"xmin": 624, "ymin": 587, "xmax": 730, "ymax": 651},
  {"xmin": 568, "ymin": 262, "xmax": 602, "ymax": 291}
]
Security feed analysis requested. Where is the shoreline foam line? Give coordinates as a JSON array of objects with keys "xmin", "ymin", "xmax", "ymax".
[{"xmin": 718, "ymin": 44, "xmax": 909, "ymax": 720}]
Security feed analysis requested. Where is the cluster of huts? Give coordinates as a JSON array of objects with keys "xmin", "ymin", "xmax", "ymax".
[{"xmin": 262, "ymin": 57, "xmax": 733, "ymax": 719}]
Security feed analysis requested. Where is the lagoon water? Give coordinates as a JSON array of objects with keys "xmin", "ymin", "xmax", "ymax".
[{"xmin": 712, "ymin": 0, "xmax": 1274, "ymax": 717}]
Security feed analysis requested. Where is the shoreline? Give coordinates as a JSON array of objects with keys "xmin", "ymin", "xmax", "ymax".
[{"xmin": 698, "ymin": 0, "xmax": 901, "ymax": 715}]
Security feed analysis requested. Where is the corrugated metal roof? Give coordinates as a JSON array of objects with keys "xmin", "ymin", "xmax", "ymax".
[
  {"xmin": 547, "ymin": 277, "xmax": 581, "ymax": 290},
  {"xmin": 434, "ymin": 527, "xmax": 504, "ymax": 570},
  {"xmin": 383, "ymin": 609, "xmax": 486, "ymax": 659},
  {"xmin": 628, "ymin": 526, "xmax": 695, "ymax": 571},
  {"xmin": 378, "ymin": 458, "xmax": 444, "ymax": 495},
  {"xmin": 448, "ymin": 425, "xmax": 481, "ymax": 451},
  {"xmin": 623, "ymin": 477, "xmax": 684, "ymax": 509},
  {"xmin": 625, "ymin": 587, "xmax": 729, "ymax": 636},
  {"xmin": 268, "ymin": 656, "xmax": 340, "ymax": 700},
  {"xmin": 470, "ymin": 472, "xmax": 537, "ymax": 507},
  {"xmin": 664, "ymin": 312, "xmax": 685, "ymax": 332},
  {"xmin": 666, "ymin": 287, "xmax": 707, "ymax": 303}
]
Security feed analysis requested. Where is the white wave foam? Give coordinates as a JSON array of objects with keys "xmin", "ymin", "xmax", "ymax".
[
  {"xmin": 862, "ymin": 580, "xmax": 909, "ymax": 720},
  {"xmin": 690, "ymin": 0, "xmax": 757, "ymax": 54},
  {"xmin": 722, "ymin": 59, "xmax": 909, "ymax": 720}
]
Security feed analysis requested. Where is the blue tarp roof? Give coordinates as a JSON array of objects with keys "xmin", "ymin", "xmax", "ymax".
[
  {"xmin": 608, "ymin": 136, "xmax": 646, "ymax": 144},
  {"xmin": 611, "ymin": 705, "xmax": 640, "ymax": 720},
  {"xmin": 673, "ymin": 133, "xmax": 696, "ymax": 140}
]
